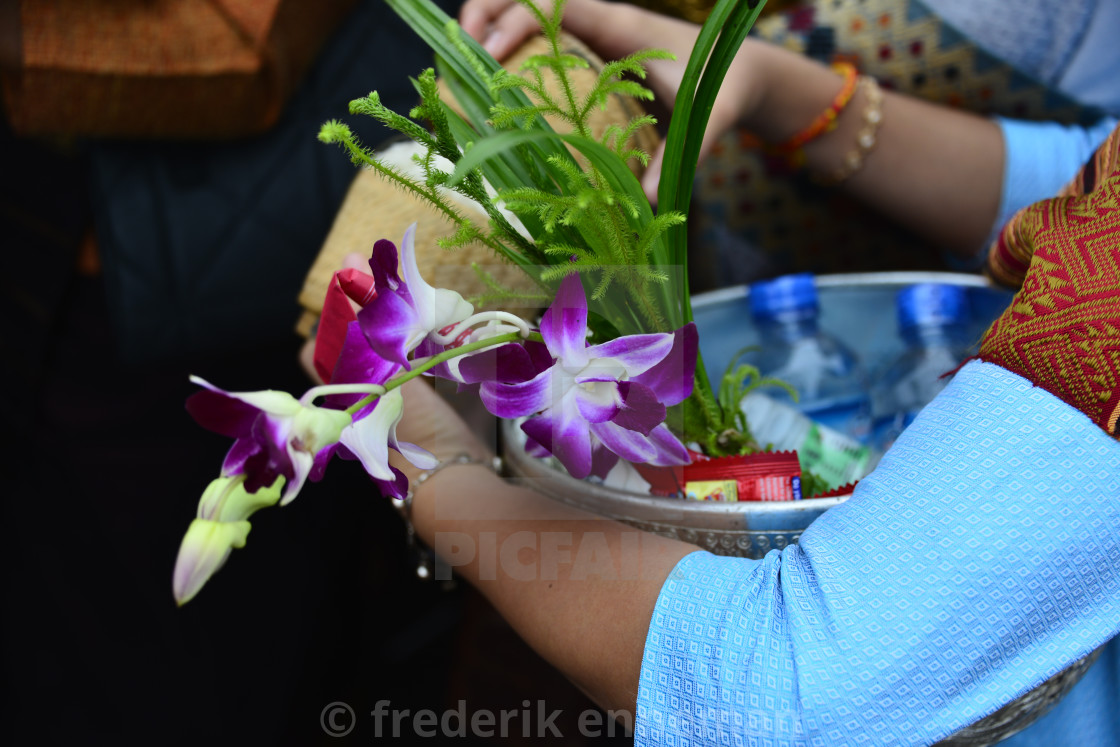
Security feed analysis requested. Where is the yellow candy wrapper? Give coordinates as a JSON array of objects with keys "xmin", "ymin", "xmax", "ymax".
[{"xmin": 685, "ymin": 480, "xmax": 739, "ymax": 502}]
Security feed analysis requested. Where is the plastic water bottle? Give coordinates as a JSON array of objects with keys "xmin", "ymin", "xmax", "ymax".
[
  {"xmin": 746, "ymin": 273, "xmax": 871, "ymax": 443},
  {"xmin": 740, "ymin": 392, "xmax": 872, "ymax": 490},
  {"xmin": 870, "ymin": 283, "xmax": 971, "ymax": 453}
]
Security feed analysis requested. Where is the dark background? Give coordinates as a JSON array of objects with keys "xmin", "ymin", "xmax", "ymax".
[{"xmin": 2, "ymin": 1, "xmax": 630, "ymax": 743}]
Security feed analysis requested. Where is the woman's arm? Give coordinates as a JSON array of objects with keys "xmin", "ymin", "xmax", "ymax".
[
  {"xmin": 388, "ymin": 378, "xmax": 697, "ymax": 715},
  {"xmin": 460, "ymin": 0, "xmax": 1003, "ymax": 256},
  {"xmin": 385, "ymin": 367, "xmax": 1120, "ymax": 743}
]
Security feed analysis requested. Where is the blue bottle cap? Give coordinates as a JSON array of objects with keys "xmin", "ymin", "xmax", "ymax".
[
  {"xmin": 896, "ymin": 283, "xmax": 968, "ymax": 331},
  {"xmin": 749, "ymin": 273, "xmax": 818, "ymax": 319}
]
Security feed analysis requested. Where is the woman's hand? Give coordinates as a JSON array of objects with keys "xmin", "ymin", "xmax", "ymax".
[
  {"xmin": 459, "ymin": 0, "xmax": 553, "ymax": 60},
  {"xmin": 457, "ymin": 0, "xmax": 761, "ymax": 200}
]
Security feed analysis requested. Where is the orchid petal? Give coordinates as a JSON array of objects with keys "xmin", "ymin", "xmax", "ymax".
[
  {"xmin": 590, "ymin": 445, "xmax": 621, "ymax": 480},
  {"xmin": 239, "ymin": 414, "xmax": 294, "ymax": 494},
  {"xmin": 368, "ymin": 238, "xmax": 405, "ymax": 299},
  {"xmin": 586, "ymin": 333, "xmax": 675, "ymax": 377},
  {"xmin": 630, "ymin": 323, "xmax": 698, "ymax": 407},
  {"xmin": 382, "ymin": 387, "xmax": 438, "ymax": 469},
  {"xmin": 310, "ymin": 443, "xmax": 339, "ymax": 483},
  {"xmin": 524, "ymin": 432, "xmax": 551, "ymax": 458},
  {"xmin": 524, "ymin": 392, "xmax": 593, "ymax": 479},
  {"xmin": 338, "ymin": 394, "xmax": 402, "ymax": 482},
  {"xmin": 427, "ymin": 287, "xmax": 475, "ymax": 338},
  {"xmin": 221, "ymin": 436, "xmax": 262, "ymax": 477},
  {"xmin": 540, "ymin": 274, "xmax": 589, "ymax": 368},
  {"xmin": 281, "ymin": 449, "xmax": 314, "ymax": 505},
  {"xmin": 456, "ymin": 343, "xmax": 542, "ymax": 384},
  {"xmin": 521, "ymin": 414, "xmax": 555, "ymax": 456},
  {"xmin": 186, "ymin": 377, "xmax": 301, "ymax": 438},
  {"xmin": 480, "ymin": 367, "xmax": 558, "ymax": 418},
  {"xmin": 611, "ymin": 381, "xmax": 666, "ymax": 436},
  {"xmin": 573, "ymin": 359, "xmax": 628, "ymax": 384},
  {"xmin": 645, "ymin": 424, "xmax": 692, "ymax": 466},
  {"xmin": 394, "ymin": 440, "xmax": 439, "ymax": 471},
  {"xmin": 357, "ymin": 286, "xmax": 423, "ymax": 369},
  {"xmin": 589, "ymin": 422, "xmax": 690, "ymax": 468},
  {"xmin": 172, "ymin": 518, "xmax": 251, "ymax": 606},
  {"xmin": 373, "ymin": 465, "xmax": 410, "ymax": 501},
  {"xmin": 190, "ymin": 377, "xmax": 303, "ymax": 418},
  {"xmin": 589, "ymin": 420, "xmax": 658, "ymax": 464},
  {"xmin": 328, "ymin": 322, "xmax": 401, "ymax": 397},
  {"xmin": 574, "ymin": 379, "xmax": 622, "ymax": 423},
  {"xmin": 186, "ymin": 389, "xmax": 261, "ymax": 438},
  {"xmin": 399, "ymin": 223, "xmax": 474, "ymax": 336},
  {"xmin": 398, "ymin": 223, "xmax": 432, "ymax": 311}
]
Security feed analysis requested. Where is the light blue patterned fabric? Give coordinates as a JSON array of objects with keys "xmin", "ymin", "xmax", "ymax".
[
  {"xmin": 994, "ymin": 115, "xmax": 1118, "ymax": 238},
  {"xmin": 1001, "ymin": 637, "xmax": 1119, "ymax": 747},
  {"xmin": 636, "ymin": 361, "xmax": 1120, "ymax": 746}
]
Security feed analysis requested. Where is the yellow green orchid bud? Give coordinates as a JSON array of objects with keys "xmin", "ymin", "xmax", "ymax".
[
  {"xmin": 173, "ymin": 475, "xmax": 283, "ymax": 606},
  {"xmin": 197, "ymin": 474, "xmax": 284, "ymax": 523}
]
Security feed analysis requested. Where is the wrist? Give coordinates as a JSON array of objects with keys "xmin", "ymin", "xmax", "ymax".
[
  {"xmin": 731, "ymin": 38, "xmax": 772, "ymax": 133},
  {"xmin": 741, "ymin": 41, "xmax": 847, "ymax": 145},
  {"xmin": 390, "ymin": 441, "xmax": 493, "ymax": 489},
  {"xmin": 407, "ymin": 455, "xmax": 502, "ymax": 547}
]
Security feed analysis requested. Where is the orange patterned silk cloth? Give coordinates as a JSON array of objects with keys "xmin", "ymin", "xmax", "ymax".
[
  {"xmin": 981, "ymin": 124, "xmax": 1120, "ymax": 436},
  {"xmin": 2, "ymin": 0, "xmax": 357, "ymax": 138}
]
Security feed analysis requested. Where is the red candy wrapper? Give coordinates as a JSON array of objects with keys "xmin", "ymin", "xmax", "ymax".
[
  {"xmin": 686, "ymin": 451, "xmax": 802, "ymax": 502},
  {"xmin": 633, "ymin": 450, "xmax": 704, "ymax": 496},
  {"xmin": 635, "ymin": 451, "xmax": 803, "ymax": 501}
]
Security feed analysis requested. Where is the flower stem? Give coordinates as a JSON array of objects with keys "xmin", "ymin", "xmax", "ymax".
[
  {"xmin": 300, "ymin": 383, "xmax": 387, "ymax": 406},
  {"xmin": 429, "ymin": 311, "xmax": 535, "ymax": 344},
  {"xmin": 343, "ymin": 331, "xmax": 545, "ymax": 415}
]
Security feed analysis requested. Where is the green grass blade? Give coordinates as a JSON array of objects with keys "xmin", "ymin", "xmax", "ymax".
[
  {"xmin": 656, "ymin": 0, "xmax": 767, "ymax": 414},
  {"xmin": 658, "ymin": 0, "xmax": 766, "ymax": 284}
]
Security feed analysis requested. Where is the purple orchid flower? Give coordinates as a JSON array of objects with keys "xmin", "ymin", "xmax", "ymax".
[
  {"xmin": 417, "ymin": 320, "xmax": 552, "ymax": 391},
  {"xmin": 357, "ymin": 223, "xmax": 474, "ymax": 369},
  {"xmin": 316, "ymin": 320, "xmax": 439, "ymax": 499},
  {"xmin": 480, "ymin": 275, "xmax": 696, "ymax": 479},
  {"xmin": 186, "ymin": 377, "xmax": 352, "ymax": 505},
  {"xmin": 337, "ymin": 387, "xmax": 438, "ymax": 499}
]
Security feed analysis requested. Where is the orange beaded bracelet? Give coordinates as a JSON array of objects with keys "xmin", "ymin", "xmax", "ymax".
[
  {"xmin": 812, "ymin": 75, "xmax": 884, "ymax": 186},
  {"xmin": 769, "ymin": 61, "xmax": 859, "ymax": 165}
]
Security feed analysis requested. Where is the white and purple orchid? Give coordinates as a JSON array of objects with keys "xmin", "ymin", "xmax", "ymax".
[
  {"xmin": 337, "ymin": 387, "xmax": 439, "ymax": 497},
  {"xmin": 185, "ymin": 377, "xmax": 354, "ymax": 506},
  {"xmin": 358, "ymin": 223, "xmax": 475, "ymax": 369},
  {"xmin": 175, "ymin": 226, "xmax": 701, "ymax": 605},
  {"xmin": 480, "ymin": 275, "xmax": 697, "ymax": 479}
]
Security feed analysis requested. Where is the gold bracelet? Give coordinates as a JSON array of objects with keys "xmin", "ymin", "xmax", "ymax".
[
  {"xmin": 813, "ymin": 75, "xmax": 883, "ymax": 186},
  {"xmin": 391, "ymin": 453, "xmax": 502, "ymax": 582}
]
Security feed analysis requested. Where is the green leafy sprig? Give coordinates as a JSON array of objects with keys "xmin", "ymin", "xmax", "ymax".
[
  {"xmin": 327, "ymin": 0, "xmax": 773, "ymax": 459},
  {"xmin": 701, "ymin": 349, "xmax": 795, "ymax": 457}
]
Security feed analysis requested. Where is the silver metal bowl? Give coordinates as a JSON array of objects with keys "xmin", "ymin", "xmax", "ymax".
[
  {"xmin": 502, "ymin": 419, "xmax": 846, "ymax": 554},
  {"xmin": 500, "ymin": 272, "xmax": 1098, "ymax": 745}
]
